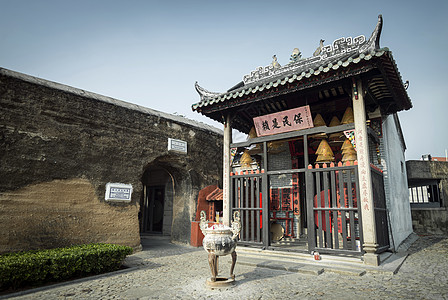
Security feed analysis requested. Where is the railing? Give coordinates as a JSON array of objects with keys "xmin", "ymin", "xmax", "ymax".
[
  {"xmin": 409, "ymin": 181, "xmax": 441, "ymax": 208},
  {"xmin": 307, "ymin": 162, "xmax": 363, "ymax": 254},
  {"xmin": 230, "ymin": 161, "xmax": 391, "ymax": 255},
  {"xmin": 230, "ymin": 170, "xmax": 264, "ymax": 245}
]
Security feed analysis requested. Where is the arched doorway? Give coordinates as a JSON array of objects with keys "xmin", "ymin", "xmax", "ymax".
[
  {"xmin": 140, "ymin": 155, "xmax": 199, "ymax": 243},
  {"xmin": 140, "ymin": 164, "xmax": 175, "ymax": 235}
]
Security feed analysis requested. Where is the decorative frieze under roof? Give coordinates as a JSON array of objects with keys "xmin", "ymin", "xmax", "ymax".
[{"xmin": 192, "ymin": 15, "xmax": 412, "ymax": 133}]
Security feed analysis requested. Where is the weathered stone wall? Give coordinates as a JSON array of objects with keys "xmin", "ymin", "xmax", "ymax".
[
  {"xmin": 407, "ymin": 160, "xmax": 448, "ymax": 205},
  {"xmin": 0, "ymin": 68, "xmax": 223, "ymax": 253},
  {"xmin": 407, "ymin": 160, "xmax": 448, "ymax": 234},
  {"xmin": 411, "ymin": 209, "xmax": 448, "ymax": 235}
]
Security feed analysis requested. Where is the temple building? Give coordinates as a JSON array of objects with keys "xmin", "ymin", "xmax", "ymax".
[{"xmin": 193, "ymin": 15, "xmax": 412, "ymax": 265}]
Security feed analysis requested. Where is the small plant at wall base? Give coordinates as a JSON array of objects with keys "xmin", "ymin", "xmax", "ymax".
[{"xmin": 0, "ymin": 243, "xmax": 133, "ymax": 292}]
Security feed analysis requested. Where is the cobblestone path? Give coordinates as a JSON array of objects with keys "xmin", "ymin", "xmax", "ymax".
[{"xmin": 3, "ymin": 234, "xmax": 448, "ymax": 300}]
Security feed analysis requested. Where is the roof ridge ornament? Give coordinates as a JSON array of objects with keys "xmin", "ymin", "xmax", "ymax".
[
  {"xmin": 290, "ymin": 48, "xmax": 302, "ymax": 63},
  {"xmin": 360, "ymin": 14, "xmax": 383, "ymax": 53},
  {"xmin": 313, "ymin": 39, "xmax": 325, "ymax": 57},
  {"xmin": 271, "ymin": 55, "xmax": 281, "ymax": 68},
  {"xmin": 195, "ymin": 81, "xmax": 222, "ymax": 102},
  {"xmin": 242, "ymin": 15, "xmax": 383, "ymax": 85}
]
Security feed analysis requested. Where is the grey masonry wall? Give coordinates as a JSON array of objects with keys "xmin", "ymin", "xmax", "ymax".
[
  {"xmin": 407, "ymin": 160, "xmax": 448, "ymax": 234},
  {"xmin": 0, "ymin": 68, "xmax": 223, "ymax": 253},
  {"xmin": 380, "ymin": 114, "xmax": 413, "ymax": 249}
]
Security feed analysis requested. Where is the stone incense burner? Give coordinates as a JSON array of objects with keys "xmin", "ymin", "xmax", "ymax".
[{"xmin": 200, "ymin": 210, "xmax": 241, "ymax": 286}]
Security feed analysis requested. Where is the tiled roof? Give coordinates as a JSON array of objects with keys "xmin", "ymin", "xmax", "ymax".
[
  {"xmin": 192, "ymin": 15, "xmax": 411, "ymax": 115},
  {"xmin": 193, "ymin": 49, "xmax": 390, "ymax": 111}
]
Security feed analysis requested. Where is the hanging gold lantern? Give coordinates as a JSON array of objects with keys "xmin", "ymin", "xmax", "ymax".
[
  {"xmin": 341, "ymin": 139, "xmax": 354, "ymax": 150},
  {"xmin": 248, "ymin": 127, "xmax": 262, "ymax": 154},
  {"xmin": 315, "ymin": 139, "xmax": 335, "ymax": 163},
  {"xmin": 314, "ymin": 114, "xmax": 326, "ymax": 127},
  {"xmin": 240, "ymin": 150, "xmax": 254, "ymax": 169},
  {"xmin": 311, "ymin": 114, "xmax": 327, "ymax": 139},
  {"xmin": 328, "ymin": 116, "xmax": 340, "ymax": 127},
  {"xmin": 328, "ymin": 116, "xmax": 342, "ymax": 141},
  {"xmin": 341, "ymin": 138, "xmax": 357, "ymax": 165},
  {"xmin": 248, "ymin": 127, "xmax": 258, "ymax": 139},
  {"xmin": 341, "ymin": 107, "xmax": 354, "ymax": 124}
]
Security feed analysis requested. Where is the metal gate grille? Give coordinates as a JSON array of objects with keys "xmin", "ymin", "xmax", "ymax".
[
  {"xmin": 371, "ymin": 166, "xmax": 390, "ymax": 253},
  {"xmin": 307, "ymin": 163, "xmax": 363, "ymax": 255},
  {"xmin": 230, "ymin": 172, "xmax": 263, "ymax": 245}
]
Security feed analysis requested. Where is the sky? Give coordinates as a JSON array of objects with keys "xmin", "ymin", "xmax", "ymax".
[{"xmin": 1, "ymin": 0, "xmax": 447, "ymax": 160}]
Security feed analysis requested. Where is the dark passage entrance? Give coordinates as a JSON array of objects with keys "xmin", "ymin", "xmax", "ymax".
[{"xmin": 142, "ymin": 186, "xmax": 165, "ymax": 233}]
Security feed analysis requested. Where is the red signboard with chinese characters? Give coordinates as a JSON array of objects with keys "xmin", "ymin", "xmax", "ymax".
[{"xmin": 253, "ymin": 105, "xmax": 314, "ymax": 137}]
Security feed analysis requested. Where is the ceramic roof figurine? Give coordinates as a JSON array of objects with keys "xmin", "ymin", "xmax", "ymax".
[
  {"xmin": 313, "ymin": 39, "xmax": 325, "ymax": 57},
  {"xmin": 271, "ymin": 55, "xmax": 281, "ymax": 68},
  {"xmin": 194, "ymin": 15, "xmax": 386, "ymax": 105},
  {"xmin": 290, "ymin": 48, "xmax": 302, "ymax": 63}
]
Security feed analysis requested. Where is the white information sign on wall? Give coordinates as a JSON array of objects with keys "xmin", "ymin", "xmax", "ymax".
[
  {"xmin": 168, "ymin": 138, "xmax": 187, "ymax": 153},
  {"xmin": 105, "ymin": 183, "xmax": 133, "ymax": 202}
]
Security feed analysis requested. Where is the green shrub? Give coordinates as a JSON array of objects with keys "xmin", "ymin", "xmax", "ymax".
[{"xmin": 0, "ymin": 243, "xmax": 133, "ymax": 291}]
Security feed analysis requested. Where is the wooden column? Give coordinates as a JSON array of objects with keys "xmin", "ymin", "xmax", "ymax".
[
  {"xmin": 352, "ymin": 78, "xmax": 379, "ymax": 265},
  {"xmin": 223, "ymin": 115, "xmax": 232, "ymax": 226}
]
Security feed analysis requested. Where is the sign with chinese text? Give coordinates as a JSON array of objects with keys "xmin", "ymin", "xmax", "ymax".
[
  {"xmin": 253, "ymin": 105, "xmax": 313, "ymax": 137},
  {"xmin": 168, "ymin": 138, "xmax": 187, "ymax": 153},
  {"xmin": 105, "ymin": 183, "xmax": 133, "ymax": 202}
]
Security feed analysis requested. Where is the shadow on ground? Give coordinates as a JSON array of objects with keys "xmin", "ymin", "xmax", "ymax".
[{"xmin": 407, "ymin": 234, "xmax": 448, "ymax": 255}]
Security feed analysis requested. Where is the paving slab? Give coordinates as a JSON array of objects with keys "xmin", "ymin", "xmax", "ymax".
[{"xmin": 1, "ymin": 234, "xmax": 447, "ymax": 300}]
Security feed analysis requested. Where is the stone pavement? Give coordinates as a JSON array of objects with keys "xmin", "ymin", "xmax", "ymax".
[{"xmin": 3, "ymin": 234, "xmax": 448, "ymax": 300}]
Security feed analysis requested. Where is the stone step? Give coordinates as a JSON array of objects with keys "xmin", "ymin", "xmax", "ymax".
[
  {"xmin": 237, "ymin": 256, "xmax": 366, "ymax": 276},
  {"xmin": 236, "ymin": 246, "xmax": 364, "ymax": 266},
  {"xmin": 235, "ymin": 246, "xmax": 407, "ymax": 275}
]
